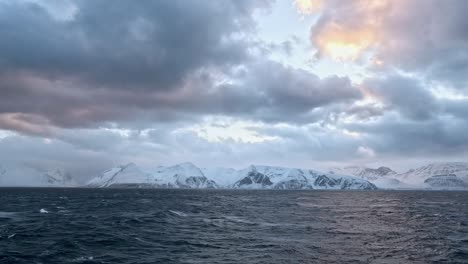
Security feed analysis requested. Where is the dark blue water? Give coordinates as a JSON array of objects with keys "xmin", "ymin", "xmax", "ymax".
[{"xmin": 0, "ymin": 188, "xmax": 467, "ymax": 264}]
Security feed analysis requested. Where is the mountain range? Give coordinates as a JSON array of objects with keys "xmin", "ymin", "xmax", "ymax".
[
  {"xmin": 0, "ymin": 165, "xmax": 76, "ymax": 187},
  {"xmin": 87, "ymin": 162, "xmax": 377, "ymax": 190},
  {"xmin": 1, "ymin": 162, "xmax": 468, "ymax": 190},
  {"xmin": 329, "ymin": 162, "xmax": 468, "ymax": 190}
]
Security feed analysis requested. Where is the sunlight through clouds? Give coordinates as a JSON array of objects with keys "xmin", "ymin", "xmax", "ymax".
[
  {"xmin": 294, "ymin": 0, "xmax": 322, "ymax": 15},
  {"xmin": 313, "ymin": 24, "xmax": 376, "ymax": 61},
  {"xmin": 296, "ymin": 0, "xmax": 392, "ymax": 62},
  {"xmin": 187, "ymin": 117, "xmax": 278, "ymax": 144},
  {"xmin": 1, "ymin": 0, "xmax": 468, "ymax": 178}
]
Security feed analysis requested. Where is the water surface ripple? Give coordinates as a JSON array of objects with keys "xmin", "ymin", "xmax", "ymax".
[{"xmin": 0, "ymin": 188, "xmax": 467, "ymax": 263}]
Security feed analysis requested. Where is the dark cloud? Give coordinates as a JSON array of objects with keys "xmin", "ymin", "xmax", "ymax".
[
  {"xmin": 185, "ymin": 60, "xmax": 361, "ymax": 124},
  {"xmin": 2, "ymin": 0, "xmax": 468, "ymax": 176},
  {"xmin": 347, "ymin": 114, "xmax": 468, "ymax": 159},
  {"xmin": 377, "ymin": 0, "xmax": 468, "ymax": 87},
  {"xmin": 442, "ymin": 98, "xmax": 468, "ymax": 119},
  {"xmin": 0, "ymin": 0, "xmax": 364, "ymax": 134},
  {"xmin": 339, "ymin": 72, "xmax": 468, "ymax": 159},
  {"xmin": 235, "ymin": 60, "xmax": 361, "ymax": 122},
  {"xmin": 362, "ymin": 75, "xmax": 439, "ymax": 121},
  {"xmin": 0, "ymin": 0, "xmax": 268, "ymax": 89},
  {"xmin": 0, "ymin": 59, "xmax": 362, "ymax": 133}
]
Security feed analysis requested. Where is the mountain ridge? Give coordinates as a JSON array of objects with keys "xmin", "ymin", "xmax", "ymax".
[
  {"xmin": 88, "ymin": 163, "xmax": 377, "ymax": 190},
  {"xmin": 331, "ymin": 162, "xmax": 468, "ymax": 190},
  {"xmin": 1, "ymin": 162, "xmax": 468, "ymax": 190},
  {"xmin": 0, "ymin": 164, "xmax": 77, "ymax": 187}
]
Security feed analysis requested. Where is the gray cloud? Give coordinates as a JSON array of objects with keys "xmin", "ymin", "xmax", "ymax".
[
  {"xmin": 0, "ymin": 59, "xmax": 363, "ymax": 133},
  {"xmin": 347, "ymin": 114, "xmax": 468, "ymax": 159},
  {"xmin": 362, "ymin": 74, "xmax": 439, "ymax": 121},
  {"xmin": 0, "ymin": 123, "xmax": 367, "ymax": 182},
  {"xmin": 378, "ymin": 0, "xmax": 468, "ymax": 87},
  {"xmin": 0, "ymin": 134, "xmax": 115, "ymax": 182},
  {"xmin": 337, "ymin": 71, "xmax": 468, "ymax": 160},
  {"xmin": 0, "ymin": 0, "xmax": 268, "ymax": 89},
  {"xmin": 2, "ymin": 0, "xmax": 468, "ymax": 176},
  {"xmin": 0, "ymin": 0, "xmax": 364, "ymax": 134}
]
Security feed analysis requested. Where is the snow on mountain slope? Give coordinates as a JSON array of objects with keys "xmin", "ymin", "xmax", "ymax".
[
  {"xmin": 87, "ymin": 163, "xmax": 153, "ymax": 187},
  {"xmin": 201, "ymin": 167, "xmax": 238, "ymax": 187},
  {"xmin": 329, "ymin": 163, "xmax": 468, "ymax": 189},
  {"xmin": 89, "ymin": 162, "xmax": 217, "ymax": 188},
  {"xmin": 396, "ymin": 162, "xmax": 468, "ymax": 189},
  {"xmin": 0, "ymin": 165, "xmax": 77, "ymax": 187},
  {"xmin": 153, "ymin": 162, "xmax": 217, "ymax": 188},
  {"xmin": 206, "ymin": 164, "xmax": 377, "ymax": 190},
  {"xmin": 232, "ymin": 165, "xmax": 314, "ymax": 189},
  {"xmin": 232, "ymin": 166, "xmax": 278, "ymax": 189},
  {"xmin": 224, "ymin": 164, "xmax": 377, "ymax": 190},
  {"xmin": 329, "ymin": 166, "xmax": 402, "ymax": 189},
  {"xmin": 424, "ymin": 174, "xmax": 467, "ymax": 189},
  {"xmin": 370, "ymin": 177, "xmax": 407, "ymax": 189},
  {"xmin": 88, "ymin": 163, "xmax": 377, "ymax": 190},
  {"xmin": 42, "ymin": 169, "xmax": 77, "ymax": 187},
  {"xmin": 330, "ymin": 166, "xmax": 397, "ymax": 181}
]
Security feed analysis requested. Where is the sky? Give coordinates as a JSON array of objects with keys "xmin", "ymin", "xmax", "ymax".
[{"xmin": 1, "ymin": 0, "xmax": 468, "ymax": 182}]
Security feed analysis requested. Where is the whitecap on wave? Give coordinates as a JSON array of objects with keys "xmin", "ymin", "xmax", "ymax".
[
  {"xmin": 72, "ymin": 256, "xmax": 94, "ymax": 263},
  {"xmin": 0, "ymin": 211, "xmax": 18, "ymax": 219},
  {"xmin": 168, "ymin": 210, "xmax": 187, "ymax": 217}
]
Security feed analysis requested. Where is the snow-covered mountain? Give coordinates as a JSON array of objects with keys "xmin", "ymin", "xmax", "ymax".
[
  {"xmin": 4, "ymin": 161, "xmax": 465, "ymax": 190},
  {"xmin": 229, "ymin": 165, "xmax": 376, "ymax": 190},
  {"xmin": 153, "ymin": 162, "xmax": 218, "ymax": 188},
  {"xmin": 0, "ymin": 165, "xmax": 77, "ymax": 187},
  {"xmin": 87, "ymin": 163, "xmax": 153, "ymax": 188},
  {"xmin": 424, "ymin": 174, "xmax": 467, "ymax": 189},
  {"xmin": 88, "ymin": 162, "xmax": 217, "ymax": 188},
  {"xmin": 329, "ymin": 166, "xmax": 402, "ymax": 189},
  {"xmin": 330, "ymin": 166, "xmax": 396, "ymax": 181},
  {"xmin": 87, "ymin": 162, "xmax": 377, "ymax": 190},
  {"xmin": 331, "ymin": 162, "xmax": 468, "ymax": 190},
  {"xmin": 396, "ymin": 162, "xmax": 468, "ymax": 189}
]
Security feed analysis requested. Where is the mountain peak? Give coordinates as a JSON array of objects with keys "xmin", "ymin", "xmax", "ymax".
[
  {"xmin": 376, "ymin": 166, "xmax": 396, "ymax": 175},
  {"xmin": 247, "ymin": 165, "xmax": 258, "ymax": 172},
  {"xmin": 124, "ymin": 162, "xmax": 137, "ymax": 168},
  {"xmin": 176, "ymin": 162, "xmax": 198, "ymax": 169},
  {"xmin": 331, "ymin": 165, "xmax": 396, "ymax": 181}
]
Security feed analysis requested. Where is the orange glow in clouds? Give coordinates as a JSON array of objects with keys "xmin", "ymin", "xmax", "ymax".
[
  {"xmin": 297, "ymin": 0, "xmax": 393, "ymax": 62},
  {"xmin": 315, "ymin": 23, "xmax": 376, "ymax": 61}
]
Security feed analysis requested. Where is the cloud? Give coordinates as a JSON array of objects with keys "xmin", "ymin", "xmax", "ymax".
[
  {"xmin": 0, "ymin": 58, "xmax": 363, "ymax": 134},
  {"xmin": 0, "ymin": 113, "xmax": 55, "ymax": 136},
  {"xmin": 0, "ymin": 0, "xmax": 268, "ymax": 89},
  {"xmin": 347, "ymin": 114, "xmax": 468, "ymax": 158},
  {"xmin": 0, "ymin": 134, "xmax": 115, "ymax": 182},
  {"xmin": 1, "ymin": 0, "xmax": 468, "ymax": 176},
  {"xmin": 0, "ymin": 0, "xmax": 365, "ymax": 135},
  {"xmin": 213, "ymin": 60, "xmax": 362, "ymax": 123},
  {"xmin": 304, "ymin": 0, "xmax": 468, "ymax": 88},
  {"xmin": 357, "ymin": 146, "xmax": 376, "ymax": 158},
  {"xmin": 338, "ymin": 73, "xmax": 468, "ymax": 159},
  {"xmin": 294, "ymin": 0, "xmax": 323, "ymax": 15},
  {"xmin": 362, "ymin": 74, "xmax": 439, "ymax": 121}
]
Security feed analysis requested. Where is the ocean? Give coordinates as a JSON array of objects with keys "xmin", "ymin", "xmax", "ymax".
[{"xmin": 0, "ymin": 188, "xmax": 467, "ymax": 263}]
